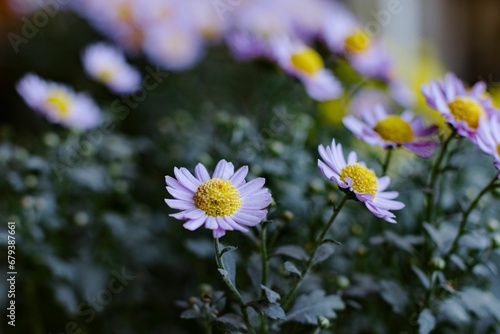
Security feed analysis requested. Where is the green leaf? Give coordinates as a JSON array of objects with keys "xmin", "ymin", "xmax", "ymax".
[
  {"xmin": 312, "ymin": 242, "xmax": 336, "ymax": 265},
  {"xmin": 261, "ymin": 303, "xmax": 286, "ymax": 320},
  {"xmin": 284, "ymin": 261, "xmax": 302, "ymax": 278},
  {"xmin": 411, "ymin": 265, "xmax": 430, "ymax": 289},
  {"xmin": 220, "ymin": 244, "xmax": 237, "ymax": 285},
  {"xmin": 248, "ymin": 300, "xmax": 286, "ymax": 320},
  {"xmin": 221, "ymin": 245, "xmax": 238, "ymax": 256},
  {"xmin": 438, "ymin": 298, "xmax": 470, "ymax": 325},
  {"xmin": 379, "ymin": 280, "xmax": 408, "ymax": 314},
  {"xmin": 273, "ymin": 245, "xmax": 309, "ymax": 260},
  {"xmin": 261, "ymin": 285, "xmax": 281, "ymax": 303},
  {"xmin": 216, "ymin": 313, "xmax": 247, "ymax": 330},
  {"xmin": 180, "ymin": 309, "xmax": 200, "ymax": 319},
  {"xmin": 418, "ymin": 308, "xmax": 436, "ymax": 334},
  {"xmin": 287, "ymin": 290, "xmax": 344, "ymax": 324}
]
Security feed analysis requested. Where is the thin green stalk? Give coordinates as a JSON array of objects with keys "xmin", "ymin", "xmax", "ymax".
[
  {"xmin": 444, "ymin": 175, "xmax": 499, "ymax": 260},
  {"xmin": 425, "ymin": 132, "xmax": 455, "ymax": 224},
  {"xmin": 214, "ymin": 238, "xmax": 256, "ymax": 334},
  {"xmin": 382, "ymin": 148, "xmax": 393, "ymax": 175},
  {"xmin": 260, "ymin": 225, "xmax": 269, "ymax": 293},
  {"xmin": 282, "ymin": 194, "xmax": 349, "ymax": 309},
  {"xmin": 259, "ymin": 224, "xmax": 269, "ymax": 334}
]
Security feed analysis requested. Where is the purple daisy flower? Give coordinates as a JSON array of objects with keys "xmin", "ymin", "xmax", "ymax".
[
  {"xmin": 343, "ymin": 105, "xmax": 439, "ymax": 157},
  {"xmin": 165, "ymin": 160, "xmax": 272, "ymax": 238},
  {"xmin": 318, "ymin": 139, "xmax": 405, "ymax": 223},
  {"xmin": 16, "ymin": 73, "xmax": 101, "ymax": 130},
  {"xmin": 477, "ymin": 114, "xmax": 500, "ymax": 178},
  {"xmin": 270, "ymin": 38, "xmax": 343, "ymax": 101},
  {"xmin": 421, "ymin": 72, "xmax": 499, "ymax": 140}
]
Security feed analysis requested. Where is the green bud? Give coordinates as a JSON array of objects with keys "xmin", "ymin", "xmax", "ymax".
[
  {"xmin": 492, "ymin": 235, "xmax": 500, "ymax": 248},
  {"xmin": 431, "ymin": 257, "xmax": 446, "ymax": 270},
  {"xmin": 336, "ymin": 275, "xmax": 350, "ymax": 289},
  {"xmin": 487, "ymin": 219, "xmax": 500, "ymax": 232},
  {"xmin": 317, "ymin": 316, "xmax": 330, "ymax": 329},
  {"xmin": 282, "ymin": 210, "xmax": 294, "ymax": 222}
]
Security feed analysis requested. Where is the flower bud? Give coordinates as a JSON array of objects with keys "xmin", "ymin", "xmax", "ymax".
[
  {"xmin": 492, "ymin": 235, "xmax": 500, "ymax": 248},
  {"xmin": 282, "ymin": 210, "xmax": 294, "ymax": 222},
  {"xmin": 317, "ymin": 316, "xmax": 331, "ymax": 329},
  {"xmin": 431, "ymin": 257, "xmax": 446, "ymax": 270},
  {"xmin": 487, "ymin": 219, "xmax": 500, "ymax": 232},
  {"xmin": 336, "ymin": 275, "xmax": 350, "ymax": 289}
]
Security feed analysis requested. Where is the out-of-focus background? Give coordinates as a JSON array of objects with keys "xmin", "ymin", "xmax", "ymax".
[{"xmin": 1, "ymin": 1, "xmax": 500, "ymax": 333}]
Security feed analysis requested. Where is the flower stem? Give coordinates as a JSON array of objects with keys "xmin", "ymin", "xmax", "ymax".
[
  {"xmin": 424, "ymin": 132, "xmax": 455, "ymax": 224},
  {"xmin": 444, "ymin": 175, "xmax": 499, "ymax": 260},
  {"xmin": 259, "ymin": 224, "xmax": 269, "ymax": 333},
  {"xmin": 382, "ymin": 148, "xmax": 393, "ymax": 175},
  {"xmin": 214, "ymin": 238, "xmax": 255, "ymax": 334},
  {"xmin": 260, "ymin": 225, "xmax": 269, "ymax": 292},
  {"xmin": 282, "ymin": 194, "xmax": 348, "ymax": 309}
]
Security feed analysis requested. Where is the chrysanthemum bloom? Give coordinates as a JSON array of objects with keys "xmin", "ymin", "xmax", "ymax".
[
  {"xmin": 143, "ymin": 21, "xmax": 204, "ymax": 71},
  {"xmin": 421, "ymin": 72, "xmax": 499, "ymax": 140},
  {"xmin": 270, "ymin": 39, "xmax": 342, "ymax": 101},
  {"xmin": 82, "ymin": 43, "xmax": 141, "ymax": 94},
  {"xmin": 477, "ymin": 114, "xmax": 500, "ymax": 178},
  {"xmin": 165, "ymin": 160, "xmax": 271, "ymax": 238},
  {"xmin": 16, "ymin": 73, "xmax": 101, "ymax": 130},
  {"xmin": 343, "ymin": 105, "xmax": 439, "ymax": 157},
  {"xmin": 318, "ymin": 139, "xmax": 405, "ymax": 223}
]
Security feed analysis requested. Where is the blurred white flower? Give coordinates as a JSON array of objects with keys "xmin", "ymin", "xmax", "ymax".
[{"xmin": 82, "ymin": 42, "xmax": 141, "ymax": 94}]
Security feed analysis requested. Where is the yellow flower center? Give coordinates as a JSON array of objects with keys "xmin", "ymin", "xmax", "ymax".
[
  {"xmin": 373, "ymin": 116, "xmax": 415, "ymax": 143},
  {"xmin": 290, "ymin": 47, "xmax": 324, "ymax": 75},
  {"xmin": 340, "ymin": 163, "xmax": 378, "ymax": 196},
  {"xmin": 97, "ymin": 69, "xmax": 114, "ymax": 83},
  {"xmin": 45, "ymin": 90, "xmax": 71, "ymax": 117},
  {"xmin": 344, "ymin": 29, "xmax": 371, "ymax": 54},
  {"xmin": 497, "ymin": 143, "xmax": 500, "ymax": 157},
  {"xmin": 194, "ymin": 178, "xmax": 242, "ymax": 217},
  {"xmin": 117, "ymin": 4, "xmax": 133, "ymax": 22},
  {"xmin": 447, "ymin": 97, "xmax": 485, "ymax": 129}
]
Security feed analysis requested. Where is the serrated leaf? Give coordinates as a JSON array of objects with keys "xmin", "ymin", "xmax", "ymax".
[
  {"xmin": 411, "ymin": 265, "xmax": 430, "ymax": 289},
  {"xmin": 216, "ymin": 313, "xmax": 247, "ymax": 330},
  {"xmin": 312, "ymin": 242, "xmax": 336, "ymax": 265},
  {"xmin": 248, "ymin": 300, "xmax": 286, "ymax": 320},
  {"xmin": 273, "ymin": 245, "xmax": 308, "ymax": 260},
  {"xmin": 287, "ymin": 290, "xmax": 344, "ymax": 324},
  {"xmin": 261, "ymin": 303, "xmax": 286, "ymax": 320},
  {"xmin": 379, "ymin": 280, "xmax": 408, "ymax": 314},
  {"xmin": 261, "ymin": 285, "xmax": 281, "ymax": 303},
  {"xmin": 180, "ymin": 309, "xmax": 200, "ymax": 319},
  {"xmin": 284, "ymin": 261, "xmax": 302, "ymax": 277},
  {"xmin": 418, "ymin": 308, "xmax": 436, "ymax": 334}
]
